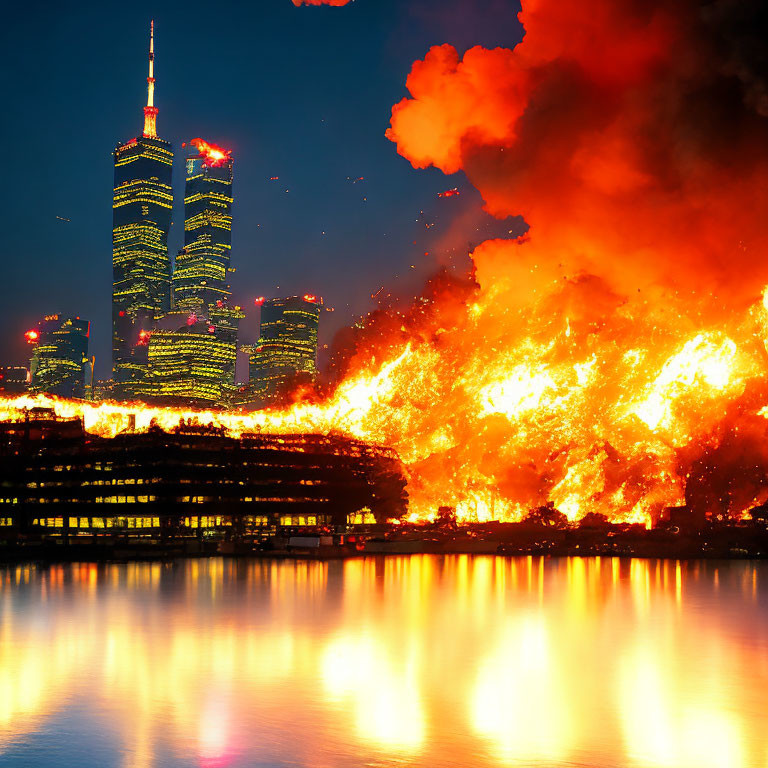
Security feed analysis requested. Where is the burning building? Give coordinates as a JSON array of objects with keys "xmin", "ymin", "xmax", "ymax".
[
  {"xmin": 0, "ymin": 409, "xmax": 407, "ymax": 551},
  {"xmin": 112, "ymin": 21, "xmax": 173, "ymax": 399},
  {"xmin": 173, "ymin": 138, "xmax": 236, "ymax": 313}
]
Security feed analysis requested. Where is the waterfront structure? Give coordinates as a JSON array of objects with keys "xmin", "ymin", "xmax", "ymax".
[
  {"xmin": 0, "ymin": 366, "xmax": 29, "ymax": 395},
  {"xmin": 246, "ymin": 295, "xmax": 322, "ymax": 407},
  {"xmin": 112, "ymin": 21, "xmax": 173, "ymax": 399},
  {"xmin": 0, "ymin": 411, "xmax": 408, "ymax": 549},
  {"xmin": 26, "ymin": 316, "xmax": 89, "ymax": 398}
]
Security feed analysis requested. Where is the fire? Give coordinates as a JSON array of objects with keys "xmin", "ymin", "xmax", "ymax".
[
  {"xmin": 5, "ymin": 0, "xmax": 768, "ymax": 529},
  {"xmin": 188, "ymin": 138, "xmax": 231, "ymax": 168}
]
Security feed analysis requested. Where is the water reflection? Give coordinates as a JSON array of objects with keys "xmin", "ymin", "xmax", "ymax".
[{"xmin": 1, "ymin": 556, "xmax": 767, "ymax": 767}]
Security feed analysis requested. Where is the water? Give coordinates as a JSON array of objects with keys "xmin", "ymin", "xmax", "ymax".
[{"xmin": 1, "ymin": 556, "xmax": 768, "ymax": 767}]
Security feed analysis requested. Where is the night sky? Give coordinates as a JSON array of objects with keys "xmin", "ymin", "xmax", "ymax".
[{"xmin": 0, "ymin": 0, "xmax": 523, "ymax": 380}]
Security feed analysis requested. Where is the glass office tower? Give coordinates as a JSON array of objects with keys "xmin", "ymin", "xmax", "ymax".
[
  {"xmin": 246, "ymin": 295, "xmax": 321, "ymax": 407},
  {"xmin": 27, "ymin": 316, "xmax": 90, "ymax": 398},
  {"xmin": 112, "ymin": 21, "xmax": 173, "ymax": 399}
]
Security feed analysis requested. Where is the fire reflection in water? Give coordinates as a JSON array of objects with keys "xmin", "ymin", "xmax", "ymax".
[{"xmin": 1, "ymin": 556, "xmax": 767, "ymax": 768}]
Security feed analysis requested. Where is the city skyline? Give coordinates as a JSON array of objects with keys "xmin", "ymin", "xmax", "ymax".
[{"xmin": 0, "ymin": 1, "xmax": 523, "ymax": 380}]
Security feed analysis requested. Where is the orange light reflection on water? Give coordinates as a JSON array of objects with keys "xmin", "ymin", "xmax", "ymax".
[{"xmin": 0, "ymin": 557, "xmax": 767, "ymax": 768}]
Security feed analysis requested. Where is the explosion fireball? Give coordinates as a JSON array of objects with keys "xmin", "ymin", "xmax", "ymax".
[{"xmin": 5, "ymin": 0, "xmax": 768, "ymax": 528}]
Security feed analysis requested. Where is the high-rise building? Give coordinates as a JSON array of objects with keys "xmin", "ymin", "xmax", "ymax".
[
  {"xmin": 144, "ymin": 137, "xmax": 243, "ymax": 405},
  {"xmin": 0, "ymin": 366, "xmax": 29, "ymax": 395},
  {"xmin": 112, "ymin": 21, "xmax": 173, "ymax": 399},
  {"xmin": 245, "ymin": 295, "xmax": 322, "ymax": 407},
  {"xmin": 173, "ymin": 139, "xmax": 235, "ymax": 312},
  {"xmin": 26, "ymin": 316, "xmax": 90, "ymax": 398},
  {"xmin": 146, "ymin": 318, "xmax": 238, "ymax": 406}
]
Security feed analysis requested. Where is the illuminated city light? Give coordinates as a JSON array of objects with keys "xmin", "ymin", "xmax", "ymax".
[{"xmin": 25, "ymin": 330, "xmax": 40, "ymax": 343}]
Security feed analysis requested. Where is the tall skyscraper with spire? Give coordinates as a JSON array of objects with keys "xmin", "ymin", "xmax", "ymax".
[{"xmin": 112, "ymin": 21, "xmax": 173, "ymax": 399}]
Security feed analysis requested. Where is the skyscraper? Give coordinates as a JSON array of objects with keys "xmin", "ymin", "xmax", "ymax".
[
  {"xmin": 26, "ymin": 316, "xmax": 90, "ymax": 398},
  {"xmin": 173, "ymin": 139, "xmax": 235, "ymax": 312},
  {"xmin": 144, "ymin": 138, "xmax": 243, "ymax": 405},
  {"xmin": 246, "ymin": 295, "xmax": 322, "ymax": 407},
  {"xmin": 112, "ymin": 21, "xmax": 173, "ymax": 400},
  {"xmin": 146, "ymin": 319, "xmax": 238, "ymax": 405}
]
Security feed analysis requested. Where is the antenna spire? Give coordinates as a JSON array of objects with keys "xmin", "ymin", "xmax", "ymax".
[{"xmin": 143, "ymin": 20, "xmax": 158, "ymax": 138}]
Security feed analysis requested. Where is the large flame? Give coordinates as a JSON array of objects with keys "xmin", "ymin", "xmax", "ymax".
[{"xmin": 188, "ymin": 138, "xmax": 231, "ymax": 168}]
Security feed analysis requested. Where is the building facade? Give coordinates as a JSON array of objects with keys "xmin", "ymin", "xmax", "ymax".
[
  {"xmin": 173, "ymin": 139, "xmax": 235, "ymax": 312},
  {"xmin": 112, "ymin": 21, "xmax": 173, "ymax": 399},
  {"xmin": 27, "ymin": 316, "xmax": 90, "ymax": 398},
  {"xmin": 146, "ymin": 318, "xmax": 239, "ymax": 406},
  {"xmin": 246, "ymin": 295, "xmax": 322, "ymax": 408}
]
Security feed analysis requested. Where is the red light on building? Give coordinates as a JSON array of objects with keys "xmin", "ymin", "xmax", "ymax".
[
  {"xmin": 208, "ymin": 325, "xmax": 215, "ymax": 334},
  {"xmin": 216, "ymin": 299, "xmax": 224, "ymax": 308},
  {"xmin": 187, "ymin": 313, "xmax": 197, "ymax": 326},
  {"xmin": 24, "ymin": 329, "xmax": 39, "ymax": 343},
  {"xmin": 303, "ymin": 294, "xmax": 318, "ymax": 303},
  {"xmin": 254, "ymin": 297, "xmax": 265, "ymax": 306},
  {"xmin": 137, "ymin": 330, "xmax": 152, "ymax": 346},
  {"xmin": 189, "ymin": 137, "xmax": 231, "ymax": 168},
  {"xmin": 118, "ymin": 310, "xmax": 126, "ymax": 317}
]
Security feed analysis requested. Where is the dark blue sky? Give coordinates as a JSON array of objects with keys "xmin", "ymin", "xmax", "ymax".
[{"xmin": 0, "ymin": 0, "xmax": 522, "ymax": 380}]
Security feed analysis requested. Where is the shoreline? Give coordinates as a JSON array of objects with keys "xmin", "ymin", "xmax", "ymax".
[{"xmin": 2, "ymin": 524, "xmax": 767, "ymax": 564}]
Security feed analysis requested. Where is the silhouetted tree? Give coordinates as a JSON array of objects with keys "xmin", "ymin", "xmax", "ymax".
[{"xmin": 524, "ymin": 502, "xmax": 569, "ymax": 529}]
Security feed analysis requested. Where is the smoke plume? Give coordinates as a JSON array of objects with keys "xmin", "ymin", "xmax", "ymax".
[{"xmin": 386, "ymin": 0, "xmax": 768, "ymax": 308}]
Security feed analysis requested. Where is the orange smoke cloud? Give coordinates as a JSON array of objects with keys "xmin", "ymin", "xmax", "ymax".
[{"xmin": 387, "ymin": 0, "xmax": 768, "ymax": 306}]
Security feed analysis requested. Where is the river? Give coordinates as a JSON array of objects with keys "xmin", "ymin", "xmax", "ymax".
[{"xmin": 1, "ymin": 556, "xmax": 767, "ymax": 767}]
